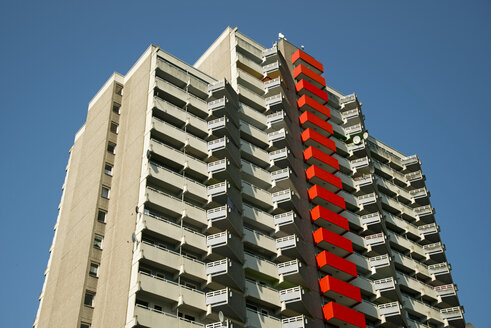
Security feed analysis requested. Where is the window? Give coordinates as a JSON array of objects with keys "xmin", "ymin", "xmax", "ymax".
[
  {"xmin": 154, "ymin": 305, "xmax": 162, "ymax": 312},
  {"xmin": 136, "ymin": 299, "xmax": 148, "ymax": 307},
  {"xmin": 80, "ymin": 323, "xmax": 91, "ymax": 328},
  {"xmin": 97, "ymin": 210, "xmax": 106, "ymax": 223},
  {"xmin": 107, "ymin": 142, "xmax": 116, "ymax": 154},
  {"xmin": 89, "ymin": 263, "xmax": 99, "ymax": 277},
  {"xmin": 104, "ymin": 164, "xmax": 113, "ymax": 176},
  {"xmin": 112, "ymin": 103, "xmax": 121, "ymax": 114},
  {"xmin": 178, "ymin": 312, "xmax": 195, "ymax": 321},
  {"xmin": 110, "ymin": 122, "xmax": 119, "ymax": 134},
  {"xmin": 101, "ymin": 186, "xmax": 110, "ymax": 199},
  {"xmin": 93, "ymin": 235, "xmax": 103, "ymax": 250},
  {"xmin": 84, "ymin": 291, "xmax": 95, "ymax": 307},
  {"xmin": 115, "ymin": 84, "xmax": 123, "ymax": 96}
]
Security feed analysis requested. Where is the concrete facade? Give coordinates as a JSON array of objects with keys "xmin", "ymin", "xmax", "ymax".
[{"xmin": 34, "ymin": 27, "xmax": 465, "ymax": 328}]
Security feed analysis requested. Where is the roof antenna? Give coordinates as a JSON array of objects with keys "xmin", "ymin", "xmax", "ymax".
[
  {"xmin": 301, "ymin": 45, "xmax": 305, "ymax": 50},
  {"xmin": 278, "ymin": 33, "xmax": 285, "ymax": 40}
]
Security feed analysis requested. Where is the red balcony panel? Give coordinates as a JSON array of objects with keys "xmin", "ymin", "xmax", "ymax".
[
  {"xmin": 297, "ymin": 95, "xmax": 331, "ymax": 121},
  {"xmin": 319, "ymin": 275, "xmax": 362, "ymax": 307},
  {"xmin": 316, "ymin": 250, "xmax": 358, "ymax": 281},
  {"xmin": 323, "ymin": 302, "xmax": 366, "ymax": 328},
  {"xmin": 308, "ymin": 185, "xmax": 346, "ymax": 213},
  {"xmin": 301, "ymin": 128, "xmax": 336, "ymax": 155},
  {"xmin": 299, "ymin": 111, "xmax": 333, "ymax": 135},
  {"xmin": 293, "ymin": 64, "xmax": 326, "ymax": 88},
  {"xmin": 291, "ymin": 49, "xmax": 324, "ymax": 73},
  {"xmin": 311, "ymin": 205, "xmax": 349, "ymax": 235},
  {"xmin": 313, "ymin": 227, "xmax": 353, "ymax": 257},
  {"xmin": 295, "ymin": 79, "xmax": 329, "ymax": 105},
  {"xmin": 303, "ymin": 146, "xmax": 339, "ymax": 173},
  {"xmin": 306, "ymin": 165, "xmax": 342, "ymax": 192}
]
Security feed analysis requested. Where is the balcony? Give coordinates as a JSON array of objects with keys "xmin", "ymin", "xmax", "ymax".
[
  {"xmin": 276, "ymin": 234, "xmax": 304, "ymax": 260},
  {"xmin": 306, "ymin": 165, "xmax": 343, "ymax": 193},
  {"xmin": 291, "ymin": 49, "xmax": 324, "ymax": 75},
  {"xmin": 353, "ymin": 174, "xmax": 373, "ymax": 190},
  {"xmin": 264, "ymin": 77, "xmax": 283, "ymax": 94},
  {"xmin": 266, "ymin": 110, "xmax": 286, "ymax": 129},
  {"xmin": 241, "ymin": 141, "xmax": 270, "ymax": 168},
  {"xmin": 269, "ymin": 147, "xmax": 293, "ymax": 168},
  {"xmin": 373, "ymin": 277, "xmax": 396, "ymax": 294},
  {"xmin": 274, "ymin": 211, "xmax": 301, "ymax": 236},
  {"xmin": 316, "ymin": 250, "xmax": 358, "ymax": 281},
  {"xmin": 206, "ymin": 181, "xmax": 241, "ymax": 210},
  {"xmin": 347, "ymin": 141, "xmax": 366, "ymax": 157},
  {"xmin": 405, "ymin": 171, "xmax": 425, "ymax": 188},
  {"xmin": 279, "ymin": 286, "xmax": 315, "ymax": 316},
  {"xmin": 242, "ymin": 181, "xmax": 273, "ymax": 212},
  {"xmin": 341, "ymin": 108, "xmax": 360, "ymax": 121},
  {"xmin": 378, "ymin": 301, "xmax": 402, "ymax": 324},
  {"xmin": 339, "ymin": 93, "xmax": 358, "ymax": 111},
  {"xmin": 153, "ymin": 97, "xmax": 208, "ymax": 137},
  {"xmin": 262, "ymin": 61, "xmax": 281, "ymax": 78},
  {"xmin": 299, "ymin": 111, "xmax": 333, "ymax": 136},
  {"xmin": 364, "ymin": 232, "xmax": 386, "ymax": 254},
  {"xmin": 146, "ymin": 187, "xmax": 206, "ymax": 228},
  {"xmin": 138, "ymin": 272, "xmax": 206, "ymax": 312},
  {"xmin": 295, "ymin": 80, "xmax": 329, "ymax": 105},
  {"xmin": 245, "ymin": 279, "xmax": 280, "ymax": 309},
  {"xmin": 418, "ymin": 223, "xmax": 439, "ymax": 242},
  {"xmin": 357, "ymin": 193, "xmax": 377, "ymax": 212},
  {"xmin": 441, "ymin": 307, "xmax": 465, "ymax": 327},
  {"xmin": 237, "ymin": 69, "xmax": 264, "ymax": 95},
  {"xmin": 414, "ymin": 205, "xmax": 435, "ymax": 221},
  {"xmin": 206, "ymin": 231, "xmax": 243, "ymax": 263},
  {"xmin": 265, "ymin": 94, "xmax": 286, "ymax": 111},
  {"xmin": 149, "ymin": 139, "xmax": 207, "ymax": 179},
  {"xmin": 272, "ymin": 189, "xmax": 297, "ymax": 212},
  {"xmin": 207, "ymin": 116, "xmax": 240, "ymax": 147},
  {"xmin": 319, "ymin": 275, "xmax": 362, "ymax": 307},
  {"xmin": 360, "ymin": 212, "xmax": 382, "ymax": 229},
  {"xmin": 205, "ymin": 288, "xmax": 246, "ymax": 322},
  {"xmin": 434, "ymin": 284, "xmax": 459, "ymax": 306},
  {"xmin": 137, "ymin": 242, "xmax": 205, "ymax": 283},
  {"xmin": 277, "ymin": 259, "xmax": 308, "ymax": 286},
  {"xmin": 270, "ymin": 168, "xmax": 291, "ymax": 190},
  {"xmin": 322, "ymin": 302, "xmax": 366, "ymax": 328},
  {"xmin": 207, "ymin": 159, "xmax": 241, "ymax": 190},
  {"xmin": 368, "ymin": 254, "xmax": 391, "ymax": 279},
  {"xmin": 155, "ymin": 77, "xmax": 207, "ymax": 116},
  {"xmin": 310, "ymin": 205, "xmax": 349, "ymax": 235},
  {"xmin": 293, "ymin": 64, "xmax": 326, "ymax": 89},
  {"xmin": 344, "ymin": 123, "xmax": 363, "ymax": 136},
  {"xmin": 423, "ymin": 242, "xmax": 445, "ymax": 262},
  {"xmin": 262, "ymin": 45, "xmax": 278, "ymax": 63},
  {"xmin": 308, "ymin": 185, "xmax": 346, "ymax": 213},
  {"xmin": 133, "ymin": 304, "xmax": 205, "ymax": 328},
  {"xmin": 350, "ymin": 157, "xmax": 370, "ymax": 174},
  {"xmin": 246, "ymin": 308, "xmax": 281, "ymax": 328},
  {"xmin": 301, "ymin": 128, "xmax": 336, "ymax": 155},
  {"xmin": 268, "ymin": 128, "xmax": 289, "ymax": 149},
  {"xmin": 206, "ymin": 205, "xmax": 243, "ymax": 237},
  {"xmin": 297, "ymin": 94, "xmax": 331, "ymax": 121},
  {"xmin": 428, "ymin": 262, "xmax": 452, "ymax": 284},
  {"xmin": 281, "ymin": 315, "xmax": 309, "ymax": 328},
  {"xmin": 207, "ymin": 97, "xmax": 239, "ymax": 126},
  {"xmin": 313, "ymin": 227, "xmax": 353, "ymax": 257},
  {"xmin": 207, "ymin": 137, "xmax": 240, "ymax": 166}
]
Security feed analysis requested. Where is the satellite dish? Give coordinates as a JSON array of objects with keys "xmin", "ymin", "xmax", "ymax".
[
  {"xmin": 353, "ymin": 136, "xmax": 361, "ymax": 144},
  {"xmin": 146, "ymin": 150, "xmax": 151, "ymax": 159},
  {"xmin": 278, "ymin": 33, "xmax": 285, "ymax": 39},
  {"xmin": 218, "ymin": 311, "xmax": 224, "ymax": 323},
  {"xmin": 131, "ymin": 233, "xmax": 136, "ymax": 243},
  {"xmin": 363, "ymin": 131, "xmax": 369, "ymax": 140},
  {"xmin": 135, "ymin": 206, "xmax": 139, "ymax": 214}
]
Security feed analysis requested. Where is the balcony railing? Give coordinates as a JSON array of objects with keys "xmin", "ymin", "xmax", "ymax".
[
  {"xmin": 428, "ymin": 262, "xmax": 450, "ymax": 275},
  {"xmin": 423, "ymin": 242, "xmax": 444, "ymax": 255},
  {"xmin": 268, "ymin": 129, "xmax": 286, "ymax": 142},
  {"xmin": 207, "ymin": 137, "xmax": 227, "ymax": 152},
  {"xmin": 265, "ymin": 94, "xmax": 283, "ymax": 107},
  {"xmin": 207, "ymin": 181, "xmax": 227, "ymax": 196},
  {"xmin": 434, "ymin": 284, "xmax": 457, "ymax": 297},
  {"xmin": 357, "ymin": 193, "xmax": 377, "ymax": 206},
  {"xmin": 414, "ymin": 205, "xmax": 434, "ymax": 217},
  {"xmin": 279, "ymin": 286, "xmax": 302, "ymax": 303},
  {"xmin": 208, "ymin": 80, "xmax": 225, "ymax": 93},
  {"xmin": 262, "ymin": 45, "xmax": 278, "ymax": 58},
  {"xmin": 365, "ymin": 233, "xmax": 385, "ymax": 247},
  {"xmin": 271, "ymin": 168, "xmax": 290, "ymax": 183},
  {"xmin": 401, "ymin": 155, "xmax": 419, "ymax": 165},
  {"xmin": 269, "ymin": 147, "xmax": 289, "ymax": 162},
  {"xmin": 206, "ymin": 259, "xmax": 228, "ymax": 276},
  {"xmin": 351, "ymin": 157, "xmax": 369, "ymax": 169},
  {"xmin": 207, "ymin": 116, "xmax": 226, "ymax": 130},
  {"xmin": 207, "ymin": 159, "xmax": 227, "ymax": 173},
  {"xmin": 207, "ymin": 97, "xmax": 226, "ymax": 111},
  {"xmin": 373, "ymin": 277, "xmax": 396, "ymax": 292},
  {"xmin": 418, "ymin": 223, "xmax": 439, "ymax": 235},
  {"xmin": 378, "ymin": 301, "xmax": 401, "ymax": 316},
  {"xmin": 272, "ymin": 189, "xmax": 292, "ymax": 203},
  {"xmin": 262, "ymin": 62, "xmax": 280, "ymax": 74},
  {"xmin": 205, "ymin": 288, "xmax": 228, "ymax": 306},
  {"xmin": 440, "ymin": 306, "xmax": 464, "ymax": 320},
  {"xmin": 276, "ymin": 235, "xmax": 296, "ymax": 250},
  {"xmin": 277, "ymin": 259, "xmax": 300, "ymax": 276},
  {"xmin": 341, "ymin": 108, "xmax": 359, "ymax": 120},
  {"xmin": 266, "ymin": 110, "xmax": 285, "ymax": 126},
  {"xmin": 344, "ymin": 124, "xmax": 362, "ymax": 135},
  {"xmin": 206, "ymin": 231, "xmax": 228, "ymax": 248},
  {"xmin": 369, "ymin": 254, "xmax": 390, "ymax": 269},
  {"xmin": 339, "ymin": 94, "xmax": 356, "ymax": 105},
  {"xmin": 361, "ymin": 212, "xmax": 381, "ymax": 226},
  {"xmin": 264, "ymin": 77, "xmax": 282, "ymax": 90}
]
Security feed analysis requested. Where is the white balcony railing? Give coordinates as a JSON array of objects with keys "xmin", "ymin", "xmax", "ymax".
[
  {"xmin": 262, "ymin": 62, "xmax": 280, "ymax": 74},
  {"xmin": 357, "ymin": 193, "xmax": 377, "ymax": 206},
  {"xmin": 365, "ymin": 233, "xmax": 385, "ymax": 247},
  {"xmin": 401, "ymin": 155, "xmax": 419, "ymax": 165},
  {"xmin": 206, "ymin": 231, "xmax": 228, "ymax": 248},
  {"xmin": 276, "ymin": 235, "xmax": 296, "ymax": 250},
  {"xmin": 378, "ymin": 301, "xmax": 401, "ymax": 316},
  {"xmin": 272, "ymin": 189, "xmax": 292, "ymax": 203},
  {"xmin": 440, "ymin": 307, "xmax": 464, "ymax": 320},
  {"xmin": 207, "ymin": 117, "xmax": 226, "ymax": 130},
  {"xmin": 266, "ymin": 110, "xmax": 285, "ymax": 126},
  {"xmin": 373, "ymin": 277, "xmax": 396, "ymax": 292},
  {"xmin": 351, "ymin": 157, "xmax": 369, "ymax": 169},
  {"xmin": 418, "ymin": 223, "xmax": 439, "ymax": 235},
  {"xmin": 279, "ymin": 286, "xmax": 302, "ymax": 303},
  {"xmin": 207, "ymin": 159, "xmax": 227, "ymax": 173},
  {"xmin": 361, "ymin": 212, "xmax": 381, "ymax": 226},
  {"xmin": 269, "ymin": 148, "xmax": 289, "ymax": 162},
  {"xmin": 205, "ymin": 288, "xmax": 228, "ymax": 306},
  {"xmin": 369, "ymin": 254, "xmax": 390, "ymax": 269},
  {"xmin": 207, "ymin": 206, "xmax": 227, "ymax": 221},
  {"xmin": 207, "ymin": 97, "xmax": 226, "ymax": 111},
  {"xmin": 277, "ymin": 259, "xmax": 300, "ymax": 276},
  {"xmin": 207, "ymin": 137, "xmax": 227, "ymax": 152},
  {"xmin": 207, "ymin": 181, "xmax": 227, "ymax": 196},
  {"xmin": 428, "ymin": 262, "xmax": 450, "ymax": 275},
  {"xmin": 206, "ymin": 259, "xmax": 228, "ymax": 276},
  {"xmin": 208, "ymin": 80, "xmax": 225, "ymax": 93},
  {"xmin": 268, "ymin": 129, "xmax": 286, "ymax": 142},
  {"xmin": 274, "ymin": 211, "xmax": 295, "ymax": 226}
]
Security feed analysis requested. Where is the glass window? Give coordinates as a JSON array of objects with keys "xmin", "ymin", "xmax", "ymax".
[
  {"xmin": 107, "ymin": 142, "xmax": 116, "ymax": 154},
  {"xmin": 84, "ymin": 291, "xmax": 95, "ymax": 307},
  {"xmin": 110, "ymin": 122, "xmax": 118, "ymax": 134},
  {"xmin": 104, "ymin": 164, "xmax": 113, "ymax": 176},
  {"xmin": 93, "ymin": 235, "xmax": 103, "ymax": 250},
  {"xmin": 101, "ymin": 186, "xmax": 110, "ymax": 199},
  {"xmin": 112, "ymin": 103, "xmax": 121, "ymax": 114},
  {"xmin": 115, "ymin": 84, "xmax": 123, "ymax": 96},
  {"xmin": 89, "ymin": 263, "xmax": 99, "ymax": 277},
  {"xmin": 97, "ymin": 210, "xmax": 106, "ymax": 223},
  {"xmin": 80, "ymin": 323, "xmax": 91, "ymax": 328}
]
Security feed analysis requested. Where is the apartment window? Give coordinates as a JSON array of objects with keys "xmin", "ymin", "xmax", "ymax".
[
  {"xmin": 80, "ymin": 323, "xmax": 90, "ymax": 328},
  {"xmin": 107, "ymin": 142, "xmax": 116, "ymax": 154},
  {"xmin": 93, "ymin": 235, "xmax": 103, "ymax": 250},
  {"xmin": 97, "ymin": 210, "xmax": 106, "ymax": 223},
  {"xmin": 84, "ymin": 291, "xmax": 95, "ymax": 307},
  {"xmin": 104, "ymin": 164, "xmax": 113, "ymax": 176},
  {"xmin": 115, "ymin": 84, "xmax": 123, "ymax": 96},
  {"xmin": 101, "ymin": 186, "xmax": 110, "ymax": 199},
  {"xmin": 110, "ymin": 122, "xmax": 119, "ymax": 134},
  {"xmin": 112, "ymin": 103, "xmax": 121, "ymax": 114},
  {"xmin": 89, "ymin": 263, "xmax": 99, "ymax": 277},
  {"xmin": 178, "ymin": 312, "xmax": 195, "ymax": 322},
  {"xmin": 154, "ymin": 305, "xmax": 163, "ymax": 312}
]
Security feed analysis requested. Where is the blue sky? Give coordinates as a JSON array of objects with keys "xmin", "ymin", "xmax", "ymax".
[{"xmin": 0, "ymin": 0, "xmax": 489, "ymax": 326}]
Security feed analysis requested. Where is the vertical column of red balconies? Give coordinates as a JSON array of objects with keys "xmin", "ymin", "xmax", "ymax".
[{"xmin": 291, "ymin": 49, "xmax": 367, "ymax": 328}]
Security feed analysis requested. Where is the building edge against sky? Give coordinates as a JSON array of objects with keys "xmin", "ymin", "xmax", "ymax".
[{"xmin": 34, "ymin": 26, "xmax": 466, "ymax": 328}]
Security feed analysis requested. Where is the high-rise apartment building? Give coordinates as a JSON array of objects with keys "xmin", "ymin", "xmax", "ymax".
[{"xmin": 34, "ymin": 27, "xmax": 466, "ymax": 328}]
